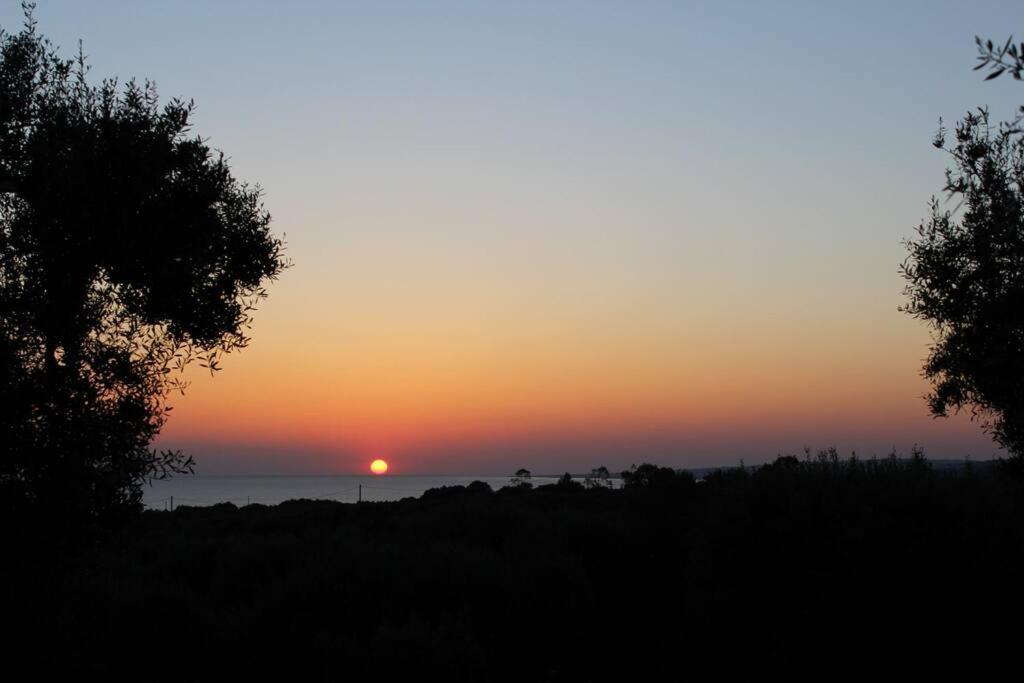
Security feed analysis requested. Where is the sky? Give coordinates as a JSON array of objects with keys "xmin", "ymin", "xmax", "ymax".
[{"xmin": 6, "ymin": 1, "xmax": 1024, "ymax": 474}]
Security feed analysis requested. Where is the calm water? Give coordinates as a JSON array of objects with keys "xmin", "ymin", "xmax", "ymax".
[{"xmin": 142, "ymin": 475, "xmax": 592, "ymax": 509}]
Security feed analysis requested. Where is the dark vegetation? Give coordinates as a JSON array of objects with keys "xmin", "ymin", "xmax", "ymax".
[
  {"xmin": 0, "ymin": 6, "xmax": 287, "ymax": 521},
  {"xmin": 5, "ymin": 451, "xmax": 1024, "ymax": 681},
  {"xmin": 901, "ymin": 32, "xmax": 1024, "ymax": 454}
]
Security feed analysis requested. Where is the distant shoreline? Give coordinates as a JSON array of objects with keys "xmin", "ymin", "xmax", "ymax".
[{"xmin": 162, "ymin": 457, "xmax": 997, "ymax": 479}]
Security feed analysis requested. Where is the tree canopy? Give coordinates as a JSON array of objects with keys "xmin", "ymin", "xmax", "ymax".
[
  {"xmin": 0, "ymin": 6, "xmax": 287, "ymax": 519},
  {"xmin": 901, "ymin": 34, "xmax": 1024, "ymax": 455}
]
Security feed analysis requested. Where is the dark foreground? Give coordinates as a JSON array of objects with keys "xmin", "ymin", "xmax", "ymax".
[{"xmin": 5, "ymin": 454, "xmax": 1024, "ymax": 681}]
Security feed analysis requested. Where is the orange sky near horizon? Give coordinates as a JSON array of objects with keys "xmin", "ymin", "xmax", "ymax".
[{"xmin": 156, "ymin": 262, "xmax": 999, "ymax": 474}]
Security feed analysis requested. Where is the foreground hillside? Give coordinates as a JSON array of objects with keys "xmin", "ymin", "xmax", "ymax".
[{"xmin": 5, "ymin": 453, "xmax": 1024, "ymax": 681}]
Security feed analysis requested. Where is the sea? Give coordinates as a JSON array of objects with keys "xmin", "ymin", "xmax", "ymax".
[
  {"xmin": 142, "ymin": 474, "xmax": 600, "ymax": 509},
  {"xmin": 144, "ymin": 459, "xmax": 977, "ymax": 508}
]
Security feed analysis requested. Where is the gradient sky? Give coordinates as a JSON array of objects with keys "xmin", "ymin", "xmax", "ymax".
[{"xmin": 7, "ymin": 1, "xmax": 1024, "ymax": 474}]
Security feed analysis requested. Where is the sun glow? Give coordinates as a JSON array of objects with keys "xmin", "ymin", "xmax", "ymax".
[{"xmin": 370, "ymin": 459, "xmax": 389, "ymax": 475}]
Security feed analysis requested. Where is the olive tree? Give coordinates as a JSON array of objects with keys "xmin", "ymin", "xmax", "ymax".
[
  {"xmin": 900, "ymin": 34, "xmax": 1024, "ymax": 455},
  {"xmin": 0, "ymin": 6, "xmax": 287, "ymax": 518}
]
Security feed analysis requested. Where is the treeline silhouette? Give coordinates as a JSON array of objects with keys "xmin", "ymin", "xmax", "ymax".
[{"xmin": 5, "ymin": 450, "xmax": 1024, "ymax": 681}]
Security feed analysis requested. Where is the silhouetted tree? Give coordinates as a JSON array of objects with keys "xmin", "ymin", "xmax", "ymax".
[
  {"xmin": 901, "ymin": 37, "xmax": 1024, "ymax": 456},
  {"xmin": 510, "ymin": 468, "xmax": 532, "ymax": 488},
  {"xmin": 620, "ymin": 463, "xmax": 694, "ymax": 490},
  {"xmin": 554, "ymin": 472, "xmax": 583, "ymax": 490},
  {"xmin": 0, "ymin": 7, "xmax": 287, "ymax": 518},
  {"xmin": 584, "ymin": 465, "xmax": 611, "ymax": 489}
]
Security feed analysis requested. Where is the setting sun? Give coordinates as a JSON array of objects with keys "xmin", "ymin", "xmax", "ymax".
[{"xmin": 370, "ymin": 459, "xmax": 389, "ymax": 475}]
